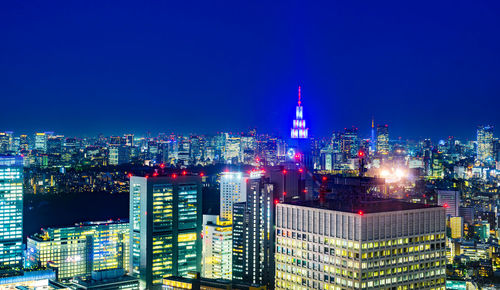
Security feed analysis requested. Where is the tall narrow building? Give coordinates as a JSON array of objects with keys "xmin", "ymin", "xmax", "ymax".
[
  {"xmin": 376, "ymin": 124, "xmax": 389, "ymax": 155},
  {"xmin": 231, "ymin": 175, "xmax": 277, "ymax": 288},
  {"xmin": 0, "ymin": 156, "xmax": 23, "ymax": 267},
  {"xmin": 130, "ymin": 175, "xmax": 202, "ymax": 289},
  {"xmin": 220, "ymin": 172, "xmax": 247, "ymax": 221},
  {"xmin": 477, "ymin": 125, "xmax": 494, "ymax": 165},
  {"xmin": 290, "ymin": 86, "xmax": 308, "ymax": 139}
]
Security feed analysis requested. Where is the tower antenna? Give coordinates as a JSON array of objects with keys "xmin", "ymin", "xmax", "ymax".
[{"xmin": 298, "ymin": 86, "xmax": 301, "ymax": 106}]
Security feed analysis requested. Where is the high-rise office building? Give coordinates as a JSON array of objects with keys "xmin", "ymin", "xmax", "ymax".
[
  {"xmin": 130, "ymin": 175, "xmax": 202, "ymax": 289},
  {"xmin": 450, "ymin": 217, "xmax": 463, "ymax": 239},
  {"xmin": 109, "ymin": 146, "xmax": 131, "ymax": 165},
  {"xmin": 224, "ymin": 135, "xmax": 241, "ymax": 164},
  {"xmin": 202, "ymin": 215, "xmax": 232, "ymax": 280},
  {"xmin": 376, "ymin": 124, "xmax": 389, "ymax": 155},
  {"xmin": 0, "ymin": 156, "xmax": 23, "ymax": 267},
  {"xmin": 477, "ymin": 125, "xmax": 494, "ymax": 165},
  {"xmin": 231, "ymin": 176, "xmax": 276, "ymax": 288},
  {"xmin": 341, "ymin": 127, "xmax": 359, "ymax": 159},
  {"xmin": 34, "ymin": 132, "xmax": 48, "ymax": 153},
  {"xmin": 290, "ymin": 86, "xmax": 308, "ymax": 139},
  {"xmin": 220, "ymin": 172, "xmax": 247, "ymax": 221},
  {"xmin": 437, "ymin": 190, "xmax": 460, "ymax": 217},
  {"xmin": 27, "ymin": 221, "xmax": 130, "ymax": 281},
  {"xmin": 124, "ymin": 134, "xmax": 134, "ymax": 147},
  {"xmin": 275, "ymin": 199, "xmax": 446, "ymax": 289}
]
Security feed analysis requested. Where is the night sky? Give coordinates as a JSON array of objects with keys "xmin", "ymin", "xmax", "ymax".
[{"xmin": 1, "ymin": 1, "xmax": 499, "ymax": 140}]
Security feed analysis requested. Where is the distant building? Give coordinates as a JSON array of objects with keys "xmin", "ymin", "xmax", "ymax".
[
  {"xmin": 450, "ymin": 216, "xmax": 464, "ymax": 239},
  {"xmin": 34, "ymin": 132, "xmax": 48, "ymax": 152},
  {"xmin": 202, "ymin": 215, "xmax": 232, "ymax": 280},
  {"xmin": 477, "ymin": 125, "xmax": 494, "ymax": 165},
  {"xmin": 275, "ymin": 199, "xmax": 446, "ymax": 289},
  {"xmin": 109, "ymin": 146, "xmax": 131, "ymax": 165},
  {"xmin": 341, "ymin": 127, "xmax": 359, "ymax": 159},
  {"xmin": 473, "ymin": 221, "xmax": 490, "ymax": 242},
  {"xmin": 290, "ymin": 86, "xmax": 308, "ymax": 139},
  {"xmin": 376, "ymin": 124, "xmax": 389, "ymax": 155},
  {"xmin": 0, "ymin": 156, "xmax": 23, "ymax": 267},
  {"xmin": 437, "ymin": 190, "xmax": 460, "ymax": 217},
  {"xmin": 129, "ymin": 175, "xmax": 202, "ymax": 289}
]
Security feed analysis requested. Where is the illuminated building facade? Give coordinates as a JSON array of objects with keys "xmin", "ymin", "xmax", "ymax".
[
  {"xmin": 109, "ymin": 146, "xmax": 131, "ymax": 165},
  {"xmin": 232, "ymin": 176, "xmax": 276, "ymax": 288},
  {"xmin": 34, "ymin": 132, "xmax": 48, "ymax": 153},
  {"xmin": 224, "ymin": 135, "xmax": 241, "ymax": 164},
  {"xmin": 275, "ymin": 200, "xmax": 446, "ymax": 289},
  {"xmin": 27, "ymin": 234, "xmax": 90, "ymax": 281},
  {"xmin": 129, "ymin": 175, "xmax": 202, "ymax": 289},
  {"xmin": 450, "ymin": 217, "xmax": 463, "ymax": 239},
  {"xmin": 341, "ymin": 127, "xmax": 359, "ymax": 159},
  {"xmin": 376, "ymin": 124, "xmax": 389, "ymax": 155},
  {"xmin": 476, "ymin": 125, "xmax": 494, "ymax": 165},
  {"xmin": 290, "ymin": 86, "xmax": 308, "ymax": 139},
  {"xmin": 436, "ymin": 190, "xmax": 460, "ymax": 217},
  {"xmin": 0, "ymin": 156, "xmax": 23, "ymax": 267},
  {"xmin": 202, "ymin": 215, "xmax": 232, "ymax": 279},
  {"xmin": 220, "ymin": 172, "xmax": 247, "ymax": 221},
  {"xmin": 26, "ymin": 221, "xmax": 129, "ymax": 281}
]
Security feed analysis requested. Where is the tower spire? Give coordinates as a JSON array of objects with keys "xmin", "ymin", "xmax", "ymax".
[{"xmin": 298, "ymin": 86, "xmax": 301, "ymax": 106}]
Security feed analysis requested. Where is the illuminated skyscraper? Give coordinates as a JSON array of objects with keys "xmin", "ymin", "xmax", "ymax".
[
  {"xmin": 376, "ymin": 124, "xmax": 389, "ymax": 155},
  {"xmin": 34, "ymin": 132, "xmax": 48, "ymax": 153},
  {"xmin": 27, "ymin": 221, "xmax": 129, "ymax": 281},
  {"xmin": 275, "ymin": 200, "xmax": 446, "ymax": 289},
  {"xmin": 341, "ymin": 127, "xmax": 359, "ymax": 159},
  {"xmin": 450, "ymin": 217, "xmax": 463, "ymax": 239},
  {"xmin": 109, "ymin": 146, "xmax": 131, "ymax": 165},
  {"xmin": 201, "ymin": 215, "xmax": 232, "ymax": 280},
  {"xmin": 0, "ymin": 156, "xmax": 23, "ymax": 267},
  {"xmin": 231, "ymin": 175, "xmax": 276, "ymax": 288},
  {"xmin": 220, "ymin": 172, "xmax": 247, "ymax": 221},
  {"xmin": 130, "ymin": 175, "xmax": 202, "ymax": 289},
  {"xmin": 477, "ymin": 125, "xmax": 494, "ymax": 165},
  {"xmin": 437, "ymin": 190, "xmax": 460, "ymax": 217},
  {"xmin": 290, "ymin": 86, "xmax": 308, "ymax": 139}
]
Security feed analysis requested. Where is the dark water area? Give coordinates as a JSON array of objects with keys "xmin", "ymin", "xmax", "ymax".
[
  {"xmin": 23, "ymin": 186, "xmax": 221, "ymax": 243},
  {"xmin": 23, "ymin": 192, "xmax": 129, "ymax": 242}
]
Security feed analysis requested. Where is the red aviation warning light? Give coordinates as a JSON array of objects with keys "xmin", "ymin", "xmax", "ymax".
[{"xmin": 358, "ymin": 210, "xmax": 364, "ymax": 216}]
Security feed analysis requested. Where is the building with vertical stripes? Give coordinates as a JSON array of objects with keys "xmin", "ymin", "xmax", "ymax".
[{"xmin": 275, "ymin": 199, "xmax": 446, "ymax": 289}]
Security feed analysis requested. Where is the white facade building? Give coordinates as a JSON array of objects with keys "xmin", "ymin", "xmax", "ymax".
[{"xmin": 275, "ymin": 200, "xmax": 446, "ymax": 289}]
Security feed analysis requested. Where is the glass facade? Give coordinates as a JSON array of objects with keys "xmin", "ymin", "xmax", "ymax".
[
  {"xmin": 130, "ymin": 175, "xmax": 202, "ymax": 289},
  {"xmin": 27, "ymin": 221, "xmax": 129, "ymax": 281},
  {"xmin": 0, "ymin": 156, "xmax": 23, "ymax": 267}
]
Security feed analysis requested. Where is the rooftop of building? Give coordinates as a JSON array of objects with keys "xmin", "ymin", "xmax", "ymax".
[
  {"xmin": 284, "ymin": 198, "xmax": 440, "ymax": 214},
  {"xmin": 71, "ymin": 269, "xmax": 138, "ymax": 288}
]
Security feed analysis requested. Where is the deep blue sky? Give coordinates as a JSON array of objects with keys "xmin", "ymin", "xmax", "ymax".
[{"xmin": 1, "ymin": 1, "xmax": 499, "ymax": 140}]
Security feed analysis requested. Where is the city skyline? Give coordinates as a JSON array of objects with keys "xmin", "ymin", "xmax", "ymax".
[{"xmin": 2, "ymin": 1, "xmax": 500, "ymax": 139}]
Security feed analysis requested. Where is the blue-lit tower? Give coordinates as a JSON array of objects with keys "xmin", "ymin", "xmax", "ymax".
[
  {"xmin": 290, "ymin": 86, "xmax": 308, "ymax": 139},
  {"xmin": 288, "ymin": 86, "xmax": 313, "ymax": 170}
]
